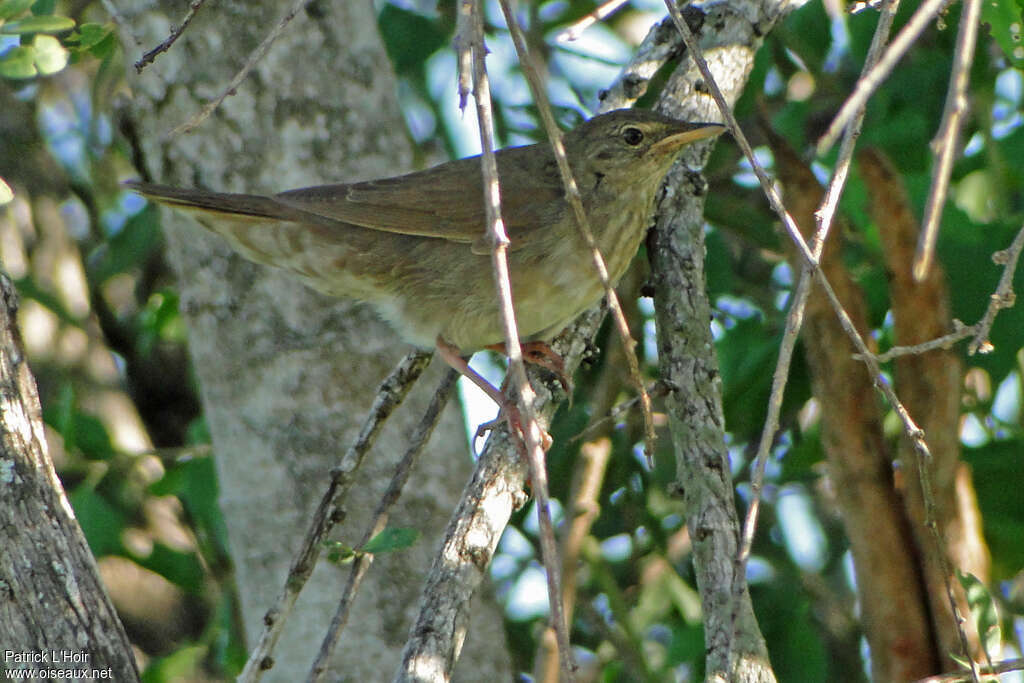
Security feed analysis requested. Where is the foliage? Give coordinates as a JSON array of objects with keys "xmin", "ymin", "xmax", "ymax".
[{"xmin": 3, "ymin": 0, "xmax": 1023, "ymax": 680}]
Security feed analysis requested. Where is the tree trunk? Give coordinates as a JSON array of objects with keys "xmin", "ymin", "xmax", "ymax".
[{"xmin": 0, "ymin": 273, "xmax": 139, "ymax": 681}]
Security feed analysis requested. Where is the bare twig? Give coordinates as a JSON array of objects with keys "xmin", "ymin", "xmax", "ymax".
[
  {"xmin": 237, "ymin": 350, "xmax": 432, "ymax": 682},
  {"xmin": 453, "ymin": 0, "xmax": 474, "ymax": 111},
  {"xmin": 865, "ymin": 320, "xmax": 972, "ymax": 361},
  {"xmin": 856, "ymin": 222, "xmax": 1024, "ymax": 361},
  {"xmin": 915, "ymin": 658, "xmax": 1024, "ymax": 682},
  {"xmin": 308, "ymin": 370, "xmax": 459, "ymax": 682},
  {"xmin": 569, "ymin": 380, "xmax": 672, "ymax": 442},
  {"xmin": 814, "ymin": 0, "xmax": 901, "ymax": 248},
  {"xmin": 914, "ymin": 0, "xmax": 983, "ymax": 281},
  {"xmin": 134, "ymin": 0, "xmax": 207, "ymax": 72},
  {"xmin": 167, "ymin": 0, "xmax": 313, "ymax": 137},
  {"xmin": 554, "ymin": 0, "xmax": 628, "ymax": 42},
  {"xmin": 466, "ymin": 2, "xmax": 576, "ymax": 678},
  {"xmin": 534, "ymin": 437, "xmax": 612, "ymax": 683},
  {"xmin": 969, "ymin": 224, "xmax": 1024, "ymax": 353},
  {"xmin": 816, "ymin": 0, "xmax": 955, "ymax": 154},
  {"xmin": 498, "ymin": 0, "xmax": 657, "ymax": 465}
]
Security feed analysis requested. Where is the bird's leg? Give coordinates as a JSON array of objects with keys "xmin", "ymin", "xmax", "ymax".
[
  {"xmin": 435, "ymin": 336, "xmax": 552, "ymax": 451},
  {"xmin": 484, "ymin": 340, "xmax": 572, "ymax": 394}
]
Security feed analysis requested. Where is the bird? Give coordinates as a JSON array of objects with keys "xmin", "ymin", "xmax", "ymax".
[{"xmin": 127, "ymin": 108, "xmax": 725, "ymax": 429}]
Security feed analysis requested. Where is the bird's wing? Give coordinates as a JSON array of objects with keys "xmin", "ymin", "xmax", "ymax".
[{"xmin": 274, "ymin": 146, "xmax": 566, "ymax": 252}]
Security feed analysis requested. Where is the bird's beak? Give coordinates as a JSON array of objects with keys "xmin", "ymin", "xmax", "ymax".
[{"xmin": 652, "ymin": 122, "xmax": 728, "ymax": 154}]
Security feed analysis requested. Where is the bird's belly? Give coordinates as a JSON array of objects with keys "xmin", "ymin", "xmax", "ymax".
[{"xmin": 199, "ymin": 211, "xmax": 649, "ymax": 353}]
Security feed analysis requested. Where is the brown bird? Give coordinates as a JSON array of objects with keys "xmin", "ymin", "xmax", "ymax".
[{"xmin": 127, "ymin": 109, "xmax": 724, "ymax": 422}]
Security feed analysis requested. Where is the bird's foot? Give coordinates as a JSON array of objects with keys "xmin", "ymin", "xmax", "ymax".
[
  {"xmin": 436, "ymin": 336, "xmax": 553, "ymax": 454},
  {"xmin": 485, "ymin": 340, "xmax": 573, "ymax": 395},
  {"xmin": 473, "ymin": 406, "xmax": 553, "ymax": 453}
]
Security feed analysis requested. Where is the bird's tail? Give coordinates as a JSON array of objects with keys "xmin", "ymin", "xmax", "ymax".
[{"xmin": 124, "ymin": 181, "xmax": 299, "ymax": 222}]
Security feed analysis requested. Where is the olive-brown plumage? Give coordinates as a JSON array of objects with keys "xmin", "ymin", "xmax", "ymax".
[{"xmin": 128, "ymin": 109, "xmax": 724, "ymax": 352}]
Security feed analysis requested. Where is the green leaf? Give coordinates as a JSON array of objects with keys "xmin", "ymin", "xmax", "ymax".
[
  {"xmin": 964, "ymin": 442, "xmax": 1024, "ymax": 576},
  {"xmin": 29, "ymin": 0, "xmax": 53, "ymax": 14},
  {"xmin": 30, "ymin": 33, "xmax": 66, "ymax": 74},
  {"xmin": 0, "ymin": 13, "xmax": 72, "ymax": 33},
  {"xmin": 90, "ymin": 203, "xmax": 162, "ymax": 283},
  {"xmin": 361, "ymin": 527, "xmax": 419, "ymax": 554},
  {"xmin": 137, "ymin": 289, "xmax": 185, "ymax": 354},
  {"xmin": 0, "ymin": 45, "xmax": 36, "ymax": 78},
  {"xmin": 0, "ymin": 0, "xmax": 32, "ymax": 20},
  {"xmin": 136, "ymin": 543, "xmax": 206, "ymax": 594},
  {"xmin": 322, "ymin": 540, "xmax": 356, "ymax": 564},
  {"xmin": 149, "ymin": 455, "xmax": 230, "ymax": 561},
  {"xmin": 982, "ymin": 0, "xmax": 1024, "ymax": 67},
  {"xmin": 65, "ymin": 22, "xmax": 111, "ymax": 52},
  {"xmin": 69, "ymin": 486, "xmax": 126, "ymax": 557},
  {"xmin": 377, "ymin": 4, "xmax": 449, "ymax": 76},
  {"xmin": 957, "ymin": 571, "xmax": 1001, "ymax": 660},
  {"xmin": 141, "ymin": 645, "xmax": 207, "ymax": 683},
  {"xmin": 42, "ymin": 384, "xmax": 115, "ymax": 461}
]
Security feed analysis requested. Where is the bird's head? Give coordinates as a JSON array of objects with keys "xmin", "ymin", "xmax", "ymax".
[{"xmin": 568, "ymin": 109, "xmax": 727, "ymax": 186}]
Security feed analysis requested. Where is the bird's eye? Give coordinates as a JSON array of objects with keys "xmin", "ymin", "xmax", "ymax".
[{"xmin": 622, "ymin": 127, "xmax": 644, "ymax": 145}]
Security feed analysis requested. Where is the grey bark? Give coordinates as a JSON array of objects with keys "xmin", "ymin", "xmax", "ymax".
[
  {"xmin": 119, "ymin": 1, "xmax": 511, "ymax": 680},
  {"xmin": 0, "ymin": 273, "xmax": 139, "ymax": 681}
]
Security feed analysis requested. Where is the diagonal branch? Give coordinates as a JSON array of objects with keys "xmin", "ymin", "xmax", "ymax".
[
  {"xmin": 238, "ymin": 350, "xmax": 433, "ymax": 682},
  {"xmin": 915, "ymin": 0, "xmax": 984, "ymax": 280}
]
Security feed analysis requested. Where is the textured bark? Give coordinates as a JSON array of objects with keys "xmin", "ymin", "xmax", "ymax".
[
  {"xmin": 0, "ymin": 274, "xmax": 139, "ymax": 681},
  {"xmin": 645, "ymin": 1, "xmax": 799, "ymax": 679},
  {"xmin": 119, "ymin": 1, "xmax": 511, "ymax": 680}
]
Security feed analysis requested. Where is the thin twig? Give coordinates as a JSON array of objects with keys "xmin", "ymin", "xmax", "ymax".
[
  {"xmin": 969, "ymin": 224, "xmax": 1024, "ymax": 353},
  {"xmin": 499, "ymin": 0, "xmax": 657, "ymax": 466},
  {"xmin": 856, "ymin": 222, "xmax": 1024, "ymax": 360},
  {"xmin": 815, "ymin": 0, "xmax": 901, "ymax": 252},
  {"xmin": 467, "ymin": 2, "xmax": 576, "ymax": 678},
  {"xmin": 134, "ymin": 0, "xmax": 207, "ymax": 72},
  {"xmin": 534, "ymin": 437, "xmax": 612, "ymax": 683},
  {"xmin": 453, "ymin": 0, "xmax": 474, "ymax": 111},
  {"xmin": 308, "ymin": 370, "xmax": 459, "ymax": 681},
  {"xmin": 917, "ymin": 443, "xmax": 979, "ymax": 683},
  {"xmin": 569, "ymin": 380, "xmax": 672, "ymax": 443},
  {"xmin": 167, "ymin": 0, "xmax": 312, "ymax": 138},
  {"xmin": 914, "ymin": 658, "xmax": 1024, "ymax": 682},
  {"xmin": 816, "ymin": 0, "xmax": 955, "ymax": 154},
  {"xmin": 865, "ymin": 320, "xmax": 972, "ymax": 361},
  {"xmin": 914, "ymin": 0, "xmax": 983, "ymax": 281},
  {"xmin": 237, "ymin": 350, "xmax": 432, "ymax": 682},
  {"xmin": 554, "ymin": 0, "xmax": 628, "ymax": 42}
]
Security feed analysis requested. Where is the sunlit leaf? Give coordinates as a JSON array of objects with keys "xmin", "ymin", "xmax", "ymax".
[{"xmin": 30, "ymin": 33, "xmax": 66, "ymax": 74}]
